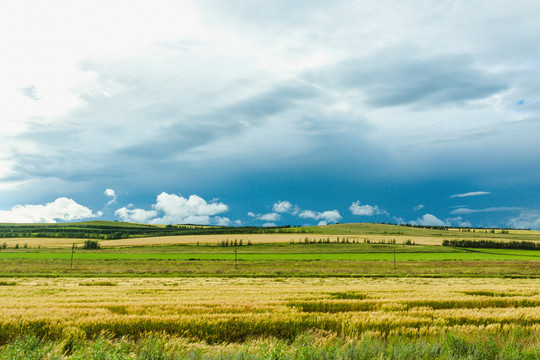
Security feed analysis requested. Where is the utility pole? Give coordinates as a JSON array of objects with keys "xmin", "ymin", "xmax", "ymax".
[{"xmin": 70, "ymin": 243, "xmax": 76, "ymax": 270}]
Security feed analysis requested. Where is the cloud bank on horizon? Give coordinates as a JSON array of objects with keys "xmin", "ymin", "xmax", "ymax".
[
  {"xmin": 1, "ymin": 1, "xmax": 540, "ymax": 229},
  {"xmin": 0, "ymin": 198, "xmax": 101, "ymax": 224},
  {"xmin": 0, "ymin": 190, "xmax": 536, "ymax": 230}
]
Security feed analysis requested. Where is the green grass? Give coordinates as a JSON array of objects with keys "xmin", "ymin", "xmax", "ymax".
[
  {"xmin": 0, "ymin": 220, "xmax": 284, "ymax": 240},
  {"xmin": 1, "ymin": 222, "xmax": 539, "ymax": 356},
  {"xmin": 1, "ymin": 242, "xmax": 538, "ymax": 261},
  {"xmin": 107, "ymin": 242, "xmax": 460, "ymax": 254},
  {"xmin": 0, "ymin": 242, "xmax": 538, "ymax": 278},
  {"xmin": 3, "ymin": 220, "xmax": 540, "ymax": 241},
  {"xmin": 1, "ymin": 251, "xmax": 538, "ymax": 261},
  {"xmin": 288, "ymin": 223, "xmax": 540, "ymax": 241},
  {"xmin": 0, "ymin": 331, "xmax": 539, "ymax": 360},
  {"xmin": 461, "ymin": 248, "xmax": 540, "ymax": 256},
  {"xmin": 1, "ymin": 257, "xmax": 538, "ymax": 279},
  {"xmin": 0, "ymin": 220, "xmax": 156, "ymax": 228},
  {"xmin": 1, "ymin": 227, "xmax": 539, "ymax": 277}
]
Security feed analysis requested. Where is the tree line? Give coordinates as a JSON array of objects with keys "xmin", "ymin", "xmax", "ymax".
[
  {"xmin": 442, "ymin": 239, "xmax": 540, "ymax": 250},
  {"xmin": 0, "ymin": 224, "xmax": 292, "ymax": 240}
]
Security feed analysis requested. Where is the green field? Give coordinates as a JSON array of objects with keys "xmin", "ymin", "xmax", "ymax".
[
  {"xmin": 3, "ymin": 220, "xmax": 540, "ymax": 241},
  {"xmin": 294, "ymin": 222, "xmax": 540, "ymax": 240},
  {"xmin": 1, "ymin": 222, "xmax": 540, "ymax": 358},
  {"xmin": 1, "ymin": 241, "xmax": 538, "ymax": 277},
  {"xmin": 2, "ymin": 244, "xmax": 539, "ymax": 261}
]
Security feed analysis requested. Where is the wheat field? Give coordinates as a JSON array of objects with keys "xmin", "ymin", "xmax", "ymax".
[
  {"xmin": 1, "ymin": 277, "xmax": 538, "ymax": 344},
  {"xmin": 5, "ymin": 233, "xmax": 534, "ymax": 248}
]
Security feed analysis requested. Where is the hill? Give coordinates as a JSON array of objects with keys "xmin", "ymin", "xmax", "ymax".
[
  {"xmin": 1, "ymin": 220, "xmax": 540, "ymax": 242},
  {"xmin": 292, "ymin": 223, "xmax": 540, "ymax": 241}
]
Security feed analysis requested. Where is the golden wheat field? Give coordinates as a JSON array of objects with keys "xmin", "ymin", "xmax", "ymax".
[
  {"xmin": 4, "ymin": 233, "xmax": 530, "ymax": 248},
  {"xmin": 1, "ymin": 277, "xmax": 539, "ymax": 343}
]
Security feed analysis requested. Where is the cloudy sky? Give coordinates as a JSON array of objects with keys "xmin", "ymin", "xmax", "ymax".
[{"xmin": 1, "ymin": 0, "xmax": 540, "ymax": 229}]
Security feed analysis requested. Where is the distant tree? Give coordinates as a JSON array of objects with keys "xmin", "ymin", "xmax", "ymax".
[{"xmin": 82, "ymin": 240, "xmax": 100, "ymax": 250}]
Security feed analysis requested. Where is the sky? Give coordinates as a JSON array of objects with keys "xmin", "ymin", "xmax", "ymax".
[{"xmin": 1, "ymin": 0, "xmax": 540, "ymax": 229}]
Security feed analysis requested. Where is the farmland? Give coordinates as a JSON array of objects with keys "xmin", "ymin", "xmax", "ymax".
[
  {"xmin": 1, "ymin": 240, "xmax": 539, "ymax": 278},
  {"xmin": 0, "ymin": 222, "xmax": 539, "ymax": 358}
]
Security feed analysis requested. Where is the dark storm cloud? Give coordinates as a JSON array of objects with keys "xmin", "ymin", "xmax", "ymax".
[
  {"xmin": 3, "ymin": 0, "xmax": 540, "ymax": 229},
  {"xmin": 308, "ymin": 53, "xmax": 508, "ymax": 108},
  {"xmin": 224, "ymin": 83, "xmax": 318, "ymax": 119},
  {"xmin": 7, "ymin": 74, "xmax": 321, "ymax": 188},
  {"xmin": 115, "ymin": 81, "xmax": 319, "ymax": 160}
]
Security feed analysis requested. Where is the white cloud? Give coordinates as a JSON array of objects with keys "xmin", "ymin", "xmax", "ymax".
[
  {"xmin": 507, "ymin": 211, "xmax": 540, "ymax": 230},
  {"xmin": 0, "ymin": 197, "xmax": 101, "ymax": 223},
  {"xmin": 349, "ymin": 201, "xmax": 388, "ymax": 216},
  {"xmin": 409, "ymin": 214, "xmax": 472, "ymax": 227},
  {"xmin": 248, "ymin": 212, "xmax": 281, "ymax": 222},
  {"xmin": 410, "ymin": 214, "xmax": 446, "ymax": 227},
  {"xmin": 182, "ymin": 215, "xmax": 213, "ymax": 225},
  {"xmin": 154, "ymin": 192, "xmax": 227, "ymax": 216},
  {"xmin": 214, "ymin": 216, "xmax": 232, "ymax": 226},
  {"xmin": 450, "ymin": 207, "xmax": 521, "ymax": 215},
  {"xmin": 114, "ymin": 192, "xmax": 229, "ymax": 225},
  {"xmin": 299, "ymin": 209, "xmax": 342, "ymax": 224},
  {"xmin": 450, "ymin": 191, "xmax": 491, "ymax": 198},
  {"xmin": 263, "ymin": 222, "xmax": 277, "ymax": 227},
  {"xmin": 445, "ymin": 217, "xmax": 472, "ymax": 227},
  {"xmin": 104, "ymin": 188, "xmax": 117, "ymax": 206},
  {"xmin": 254, "ymin": 202, "xmax": 340, "ymax": 225},
  {"xmin": 115, "ymin": 206, "xmax": 157, "ymax": 223},
  {"xmin": 260, "ymin": 213, "xmax": 280, "ymax": 221},
  {"xmin": 272, "ymin": 200, "xmax": 299, "ymax": 215},
  {"xmin": 413, "ymin": 204, "xmax": 424, "ymax": 212},
  {"xmin": 105, "ymin": 188, "xmax": 116, "ymax": 197},
  {"xmin": 299, "ymin": 210, "xmax": 316, "ymax": 219},
  {"xmin": 273, "ymin": 200, "xmax": 292, "ymax": 213}
]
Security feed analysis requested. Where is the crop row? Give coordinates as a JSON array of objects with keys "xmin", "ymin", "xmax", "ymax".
[{"xmin": 0, "ymin": 277, "xmax": 538, "ymax": 345}]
